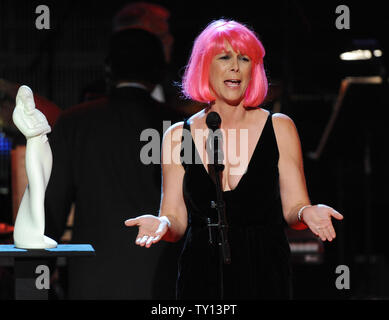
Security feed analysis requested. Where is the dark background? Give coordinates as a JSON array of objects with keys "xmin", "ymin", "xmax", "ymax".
[
  {"xmin": 1, "ymin": 0, "xmax": 389, "ymax": 300},
  {"xmin": 1, "ymin": 0, "xmax": 388, "ymax": 110}
]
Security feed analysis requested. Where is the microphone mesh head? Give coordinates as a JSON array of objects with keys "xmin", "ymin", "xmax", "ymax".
[{"xmin": 206, "ymin": 112, "xmax": 221, "ymax": 130}]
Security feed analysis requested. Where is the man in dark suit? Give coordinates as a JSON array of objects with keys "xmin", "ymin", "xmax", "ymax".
[{"xmin": 44, "ymin": 28, "xmax": 181, "ymax": 299}]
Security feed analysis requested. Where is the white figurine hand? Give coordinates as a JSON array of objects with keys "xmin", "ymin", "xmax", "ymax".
[{"xmin": 12, "ymin": 85, "xmax": 51, "ymax": 139}]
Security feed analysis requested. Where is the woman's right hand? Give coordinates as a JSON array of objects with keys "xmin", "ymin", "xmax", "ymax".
[{"xmin": 124, "ymin": 214, "xmax": 170, "ymax": 248}]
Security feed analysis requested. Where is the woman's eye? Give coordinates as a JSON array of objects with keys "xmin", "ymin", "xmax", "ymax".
[{"xmin": 218, "ymin": 55, "xmax": 249, "ymax": 61}]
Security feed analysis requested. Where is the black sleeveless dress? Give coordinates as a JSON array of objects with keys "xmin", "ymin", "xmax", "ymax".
[{"xmin": 177, "ymin": 111, "xmax": 292, "ymax": 300}]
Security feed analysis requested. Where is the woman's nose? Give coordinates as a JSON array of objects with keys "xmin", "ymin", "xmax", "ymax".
[{"xmin": 230, "ymin": 57, "xmax": 239, "ymax": 72}]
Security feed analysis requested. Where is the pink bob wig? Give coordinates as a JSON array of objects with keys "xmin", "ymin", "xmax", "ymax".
[{"xmin": 182, "ymin": 19, "xmax": 268, "ymax": 107}]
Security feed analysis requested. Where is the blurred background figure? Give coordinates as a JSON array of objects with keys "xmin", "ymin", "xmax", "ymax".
[
  {"xmin": 79, "ymin": 1, "xmax": 203, "ymax": 117},
  {"xmin": 112, "ymin": 1, "xmax": 173, "ymax": 63},
  {"xmin": 112, "ymin": 2, "xmax": 174, "ymax": 105},
  {"xmin": 81, "ymin": 2, "xmax": 174, "ymax": 105},
  {"xmin": 44, "ymin": 27, "xmax": 181, "ymax": 299}
]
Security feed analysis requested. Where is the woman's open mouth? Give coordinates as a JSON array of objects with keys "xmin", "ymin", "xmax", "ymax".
[{"xmin": 224, "ymin": 79, "xmax": 241, "ymax": 88}]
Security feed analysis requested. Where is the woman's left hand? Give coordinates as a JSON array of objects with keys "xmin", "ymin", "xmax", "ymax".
[{"xmin": 301, "ymin": 204, "xmax": 344, "ymax": 242}]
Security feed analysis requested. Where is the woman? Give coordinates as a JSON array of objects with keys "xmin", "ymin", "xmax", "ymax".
[{"xmin": 125, "ymin": 19, "xmax": 343, "ymax": 299}]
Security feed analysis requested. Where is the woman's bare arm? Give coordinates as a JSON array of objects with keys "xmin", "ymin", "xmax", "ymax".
[
  {"xmin": 159, "ymin": 122, "xmax": 188, "ymax": 242},
  {"xmin": 124, "ymin": 122, "xmax": 188, "ymax": 247},
  {"xmin": 272, "ymin": 113, "xmax": 311, "ymax": 229},
  {"xmin": 273, "ymin": 113, "xmax": 343, "ymax": 240}
]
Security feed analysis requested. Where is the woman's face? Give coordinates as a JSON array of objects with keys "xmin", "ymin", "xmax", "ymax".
[{"xmin": 209, "ymin": 41, "xmax": 252, "ymax": 106}]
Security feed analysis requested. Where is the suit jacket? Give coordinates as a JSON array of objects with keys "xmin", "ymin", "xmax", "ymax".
[{"xmin": 44, "ymin": 86, "xmax": 182, "ymax": 299}]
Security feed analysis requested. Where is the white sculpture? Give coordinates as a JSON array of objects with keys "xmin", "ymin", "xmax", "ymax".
[{"xmin": 12, "ymin": 85, "xmax": 57, "ymax": 249}]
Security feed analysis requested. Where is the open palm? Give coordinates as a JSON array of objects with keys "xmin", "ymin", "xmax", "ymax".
[{"xmin": 124, "ymin": 214, "xmax": 169, "ymax": 248}]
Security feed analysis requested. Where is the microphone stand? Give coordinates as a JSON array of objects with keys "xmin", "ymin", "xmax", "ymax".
[{"xmin": 207, "ymin": 127, "xmax": 231, "ymax": 300}]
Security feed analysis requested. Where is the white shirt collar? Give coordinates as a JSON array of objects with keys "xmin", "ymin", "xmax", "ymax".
[{"xmin": 115, "ymin": 82, "xmax": 148, "ymax": 90}]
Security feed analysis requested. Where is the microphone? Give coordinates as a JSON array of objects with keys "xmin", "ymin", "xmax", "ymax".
[
  {"xmin": 205, "ymin": 111, "xmax": 231, "ymax": 265},
  {"xmin": 206, "ymin": 112, "xmax": 224, "ymax": 169},
  {"xmin": 206, "ymin": 111, "xmax": 221, "ymax": 131}
]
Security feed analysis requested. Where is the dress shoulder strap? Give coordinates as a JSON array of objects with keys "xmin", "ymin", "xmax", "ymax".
[
  {"xmin": 182, "ymin": 117, "xmax": 190, "ymax": 131},
  {"xmin": 180, "ymin": 118, "xmax": 191, "ymax": 170},
  {"xmin": 265, "ymin": 109, "xmax": 280, "ymax": 159}
]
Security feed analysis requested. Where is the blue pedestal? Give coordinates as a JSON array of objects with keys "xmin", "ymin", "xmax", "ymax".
[{"xmin": 0, "ymin": 244, "xmax": 95, "ymax": 300}]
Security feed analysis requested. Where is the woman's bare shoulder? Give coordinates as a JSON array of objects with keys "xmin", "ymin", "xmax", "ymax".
[
  {"xmin": 187, "ymin": 108, "xmax": 206, "ymax": 127},
  {"xmin": 271, "ymin": 112, "xmax": 297, "ymax": 132},
  {"xmin": 163, "ymin": 121, "xmax": 184, "ymax": 137},
  {"xmin": 271, "ymin": 112, "xmax": 293, "ymax": 121},
  {"xmin": 163, "ymin": 108, "xmax": 206, "ymax": 138},
  {"xmin": 271, "ymin": 112, "xmax": 301, "ymax": 150}
]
